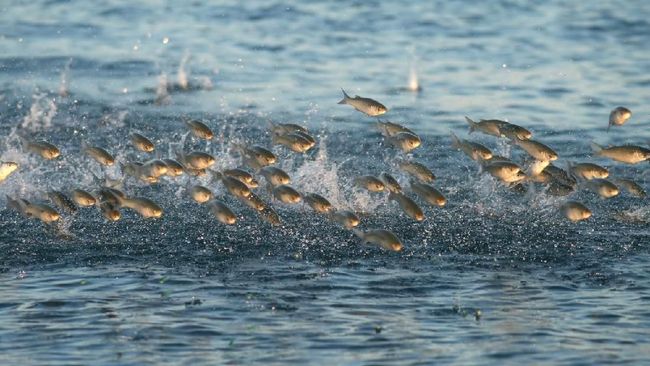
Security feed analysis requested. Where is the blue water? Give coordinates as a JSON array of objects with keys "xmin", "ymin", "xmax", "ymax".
[{"xmin": 1, "ymin": 0, "xmax": 650, "ymax": 364}]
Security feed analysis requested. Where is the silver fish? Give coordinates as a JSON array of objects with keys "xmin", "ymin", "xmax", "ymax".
[
  {"xmin": 99, "ymin": 201, "xmax": 121, "ymax": 222},
  {"xmin": 591, "ymin": 142, "xmax": 650, "ymax": 164},
  {"xmin": 47, "ymin": 191, "xmax": 78, "ymax": 214},
  {"xmin": 259, "ymin": 166, "xmax": 291, "ymax": 186},
  {"xmin": 329, "ymin": 210, "xmax": 360, "ymax": 229},
  {"xmin": 353, "ymin": 229, "xmax": 403, "ymax": 252},
  {"xmin": 268, "ymin": 121, "xmax": 308, "ymax": 136},
  {"xmin": 130, "ymin": 133, "xmax": 155, "ymax": 152},
  {"xmin": 354, "ymin": 175, "xmax": 385, "ymax": 192},
  {"xmin": 216, "ymin": 173, "xmax": 252, "ymax": 198},
  {"xmin": 303, "ymin": 193, "xmax": 334, "ymax": 213},
  {"xmin": 119, "ymin": 197, "xmax": 163, "ymax": 219},
  {"xmin": 272, "ymin": 184, "xmax": 302, "ymax": 204},
  {"xmin": 397, "ymin": 160, "xmax": 435, "ymax": 183},
  {"xmin": 410, "ymin": 181, "xmax": 446, "ymax": 207},
  {"xmin": 584, "ymin": 179, "xmax": 619, "ymax": 198},
  {"xmin": 386, "ymin": 132, "xmax": 421, "ymax": 153},
  {"xmin": 162, "ymin": 158, "xmax": 185, "ymax": 177},
  {"xmin": 7, "ymin": 196, "xmax": 60, "ymax": 223},
  {"xmin": 190, "ymin": 185, "xmax": 212, "ymax": 204},
  {"xmin": 238, "ymin": 191, "xmax": 267, "ymax": 211},
  {"xmin": 185, "ymin": 119, "xmax": 214, "ymax": 140},
  {"xmin": 560, "ymin": 201, "xmax": 591, "ymax": 222},
  {"xmin": 21, "ymin": 138, "xmax": 60, "ymax": 160},
  {"xmin": 83, "ymin": 145, "xmax": 115, "ymax": 166},
  {"xmin": 482, "ymin": 161, "xmax": 526, "ymax": 184},
  {"xmin": 207, "ymin": 200, "xmax": 237, "ymax": 225},
  {"xmin": 379, "ymin": 172, "xmax": 402, "ymax": 193},
  {"xmin": 513, "ymin": 138, "xmax": 558, "ymax": 162},
  {"xmin": 451, "ymin": 132, "xmax": 493, "ymax": 161},
  {"xmin": 615, "ymin": 178, "xmax": 646, "ymax": 198},
  {"xmin": 259, "ymin": 206, "xmax": 281, "ymax": 226},
  {"xmin": 464, "ymin": 116, "xmax": 505, "ymax": 137},
  {"xmin": 376, "ymin": 120, "xmax": 415, "ymax": 137},
  {"xmin": 222, "ymin": 168, "xmax": 258, "ymax": 188},
  {"xmin": 337, "ymin": 89, "xmax": 387, "ymax": 116},
  {"xmin": 237, "ymin": 144, "xmax": 277, "ymax": 169},
  {"xmin": 71, "ymin": 189, "xmax": 97, "ymax": 207},
  {"xmin": 567, "ymin": 162, "xmax": 609, "ymax": 180},
  {"xmin": 272, "ymin": 133, "xmax": 313, "ymax": 153},
  {"xmin": 608, "ymin": 106, "xmax": 631, "ymax": 131},
  {"xmin": 389, "ymin": 192, "xmax": 424, "ymax": 221},
  {"xmin": 178, "ymin": 151, "xmax": 215, "ymax": 170},
  {"xmin": 0, "ymin": 161, "xmax": 19, "ymax": 183}
]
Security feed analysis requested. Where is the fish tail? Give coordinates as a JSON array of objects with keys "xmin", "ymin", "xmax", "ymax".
[
  {"xmin": 590, "ymin": 142, "xmax": 603, "ymax": 155},
  {"xmin": 352, "ymin": 228, "xmax": 364, "ymax": 239},
  {"xmin": 464, "ymin": 116, "xmax": 477, "ymax": 134},
  {"xmin": 337, "ymin": 89, "xmax": 350, "ymax": 105}
]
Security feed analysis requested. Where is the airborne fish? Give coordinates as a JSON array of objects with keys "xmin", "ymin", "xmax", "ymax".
[
  {"xmin": 259, "ymin": 166, "xmax": 291, "ymax": 186},
  {"xmin": 82, "ymin": 144, "xmax": 115, "ymax": 166},
  {"xmin": 583, "ymin": 179, "xmax": 619, "ymax": 199},
  {"xmin": 450, "ymin": 132, "xmax": 493, "ymax": 161},
  {"xmin": 130, "ymin": 133, "xmax": 155, "ymax": 152},
  {"xmin": 379, "ymin": 172, "xmax": 402, "ymax": 193},
  {"xmin": 388, "ymin": 192, "xmax": 424, "ymax": 221},
  {"xmin": 608, "ymin": 106, "xmax": 631, "ymax": 131},
  {"xmin": 354, "ymin": 175, "xmax": 385, "ymax": 192},
  {"xmin": 513, "ymin": 138, "xmax": 558, "ymax": 162},
  {"xmin": 567, "ymin": 162, "xmax": 609, "ymax": 180},
  {"xmin": 615, "ymin": 178, "xmax": 646, "ymax": 198},
  {"xmin": 185, "ymin": 119, "xmax": 214, "ymax": 140},
  {"xmin": 397, "ymin": 160, "xmax": 435, "ymax": 183},
  {"xmin": 7, "ymin": 196, "xmax": 60, "ymax": 223},
  {"xmin": 386, "ymin": 132, "xmax": 421, "ymax": 153},
  {"xmin": 410, "ymin": 181, "xmax": 446, "ymax": 207},
  {"xmin": 0, "ymin": 162, "xmax": 19, "ymax": 183},
  {"xmin": 190, "ymin": 185, "xmax": 212, "ymax": 204},
  {"xmin": 591, "ymin": 142, "xmax": 650, "ymax": 164},
  {"xmin": 303, "ymin": 193, "xmax": 334, "ymax": 213},
  {"xmin": 353, "ymin": 229, "xmax": 403, "ymax": 252},
  {"xmin": 272, "ymin": 185, "xmax": 302, "ymax": 204},
  {"xmin": 20, "ymin": 137, "xmax": 60, "ymax": 160},
  {"xmin": 329, "ymin": 210, "xmax": 360, "ymax": 229},
  {"xmin": 207, "ymin": 200, "xmax": 237, "ymax": 225},
  {"xmin": 337, "ymin": 89, "xmax": 387, "ymax": 116},
  {"xmin": 560, "ymin": 201, "xmax": 591, "ymax": 222}
]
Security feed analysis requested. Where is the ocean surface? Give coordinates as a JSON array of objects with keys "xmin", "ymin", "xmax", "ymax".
[{"xmin": 1, "ymin": 0, "xmax": 649, "ymax": 364}]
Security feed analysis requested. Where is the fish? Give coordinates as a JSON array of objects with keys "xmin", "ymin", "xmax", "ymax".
[
  {"xmin": 130, "ymin": 133, "xmax": 155, "ymax": 152},
  {"xmin": 482, "ymin": 161, "xmax": 526, "ymax": 184},
  {"xmin": 410, "ymin": 181, "xmax": 446, "ymax": 207},
  {"xmin": 141, "ymin": 159, "xmax": 168, "ymax": 178},
  {"xmin": 379, "ymin": 172, "xmax": 402, "ymax": 193},
  {"xmin": 99, "ymin": 201, "xmax": 121, "ymax": 222},
  {"xmin": 259, "ymin": 206, "xmax": 281, "ymax": 226},
  {"xmin": 259, "ymin": 166, "xmax": 291, "ymax": 186},
  {"xmin": 386, "ymin": 132, "xmax": 421, "ymax": 153},
  {"xmin": 237, "ymin": 144, "xmax": 277, "ymax": 169},
  {"xmin": 162, "ymin": 158, "xmax": 185, "ymax": 177},
  {"xmin": 185, "ymin": 119, "xmax": 214, "ymax": 140},
  {"xmin": 329, "ymin": 210, "xmax": 360, "ymax": 229},
  {"xmin": 7, "ymin": 196, "xmax": 60, "ymax": 223},
  {"xmin": 0, "ymin": 161, "xmax": 19, "ymax": 183},
  {"xmin": 303, "ymin": 193, "xmax": 334, "ymax": 213},
  {"xmin": 397, "ymin": 160, "xmax": 435, "ymax": 183},
  {"xmin": 512, "ymin": 138, "xmax": 558, "ymax": 161},
  {"xmin": 271, "ymin": 132, "xmax": 313, "ymax": 153},
  {"xmin": 98, "ymin": 187, "xmax": 127, "ymax": 206},
  {"xmin": 450, "ymin": 132, "xmax": 493, "ymax": 161},
  {"xmin": 583, "ymin": 178, "xmax": 619, "ymax": 198},
  {"xmin": 71, "ymin": 189, "xmax": 97, "ymax": 207},
  {"xmin": 375, "ymin": 120, "xmax": 415, "ymax": 137},
  {"xmin": 215, "ymin": 173, "xmax": 252, "ymax": 198},
  {"xmin": 291, "ymin": 130, "xmax": 317, "ymax": 148},
  {"xmin": 615, "ymin": 178, "xmax": 646, "ymax": 198},
  {"xmin": 608, "ymin": 106, "xmax": 631, "ymax": 131},
  {"xmin": 567, "ymin": 162, "xmax": 609, "ymax": 180},
  {"xmin": 222, "ymin": 168, "xmax": 259, "ymax": 188},
  {"xmin": 337, "ymin": 89, "xmax": 387, "ymax": 116},
  {"xmin": 82, "ymin": 144, "xmax": 115, "ymax": 166},
  {"xmin": 177, "ymin": 151, "xmax": 215, "ymax": 170},
  {"xmin": 546, "ymin": 182, "xmax": 575, "ymax": 196},
  {"xmin": 591, "ymin": 142, "xmax": 650, "ymax": 164},
  {"xmin": 207, "ymin": 200, "xmax": 237, "ymax": 225},
  {"xmin": 526, "ymin": 159, "xmax": 550, "ymax": 178},
  {"xmin": 121, "ymin": 162, "xmax": 158, "ymax": 184},
  {"xmin": 388, "ymin": 192, "xmax": 424, "ymax": 221},
  {"xmin": 560, "ymin": 201, "xmax": 592, "ymax": 222},
  {"xmin": 499, "ymin": 123, "xmax": 532, "ymax": 140},
  {"xmin": 464, "ymin": 116, "xmax": 505, "ymax": 137},
  {"xmin": 238, "ymin": 191, "xmax": 267, "ymax": 211},
  {"xmin": 354, "ymin": 175, "xmax": 385, "ymax": 192},
  {"xmin": 543, "ymin": 164, "xmax": 577, "ymax": 187},
  {"xmin": 190, "ymin": 185, "xmax": 212, "ymax": 204},
  {"xmin": 20, "ymin": 137, "xmax": 60, "ymax": 160},
  {"xmin": 119, "ymin": 197, "xmax": 163, "ymax": 219},
  {"xmin": 161, "ymin": 160, "xmax": 185, "ymax": 177},
  {"xmin": 272, "ymin": 184, "xmax": 302, "ymax": 204},
  {"xmin": 353, "ymin": 229, "xmax": 403, "ymax": 252},
  {"xmin": 268, "ymin": 121, "xmax": 308, "ymax": 136},
  {"xmin": 47, "ymin": 191, "xmax": 78, "ymax": 213}
]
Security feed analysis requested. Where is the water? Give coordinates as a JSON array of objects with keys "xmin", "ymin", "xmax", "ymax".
[{"xmin": 1, "ymin": 0, "xmax": 649, "ymax": 364}]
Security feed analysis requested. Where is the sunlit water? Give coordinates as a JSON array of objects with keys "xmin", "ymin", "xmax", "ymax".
[{"xmin": 1, "ymin": 1, "xmax": 649, "ymax": 364}]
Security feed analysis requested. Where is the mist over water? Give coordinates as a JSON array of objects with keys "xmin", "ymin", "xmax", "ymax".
[{"xmin": 1, "ymin": 0, "xmax": 649, "ymax": 364}]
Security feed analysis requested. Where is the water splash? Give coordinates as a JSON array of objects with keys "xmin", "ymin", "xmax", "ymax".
[
  {"xmin": 177, "ymin": 52, "xmax": 191, "ymax": 91},
  {"xmin": 155, "ymin": 73, "xmax": 171, "ymax": 105},
  {"xmin": 20, "ymin": 93, "xmax": 57, "ymax": 131},
  {"xmin": 58, "ymin": 58, "xmax": 72, "ymax": 98}
]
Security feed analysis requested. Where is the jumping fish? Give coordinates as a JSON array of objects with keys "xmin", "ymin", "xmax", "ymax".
[{"xmin": 337, "ymin": 89, "xmax": 387, "ymax": 116}]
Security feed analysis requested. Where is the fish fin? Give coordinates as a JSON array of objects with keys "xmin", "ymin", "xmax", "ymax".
[
  {"xmin": 464, "ymin": 116, "xmax": 477, "ymax": 134},
  {"xmin": 337, "ymin": 89, "xmax": 350, "ymax": 105},
  {"xmin": 449, "ymin": 131, "xmax": 461, "ymax": 148}
]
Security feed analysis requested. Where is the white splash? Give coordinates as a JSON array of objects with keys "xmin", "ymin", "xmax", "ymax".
[
  {"xmin": 155, "ymin": 73, "xmax": 171, "ymax": 105},
  {"xmin": 58, "ymin": 58, "xmax": 72, "ymax": 98},
  {"xmin": 177, "ymin": 52, "xmax": 191, "ymax": 90},
  {"xmin": 21, "ymin": 93, "xmax": 57, "ymax": 131}
]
